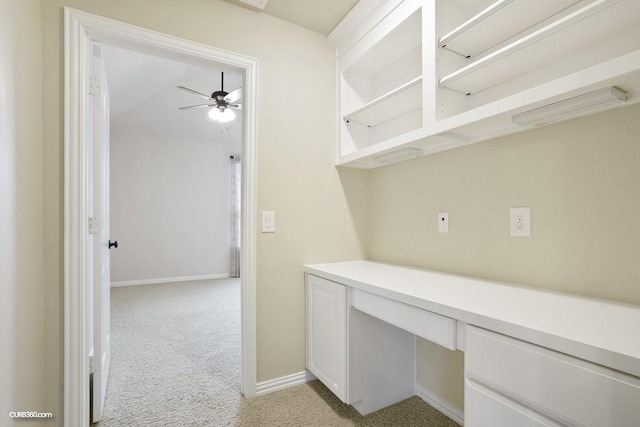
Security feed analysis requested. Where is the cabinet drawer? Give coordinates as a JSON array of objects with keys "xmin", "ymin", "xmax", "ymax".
[
  {"xmin": 351, "ymin": 289, "xmax": 456, "ymax": 350},
  {"xmin": 466, "ymin": 326, "xmax": 640, "ymax": 426},
  {"xmin": 465, "ymin": 378, "xmax": 562, "ymax": 427}
]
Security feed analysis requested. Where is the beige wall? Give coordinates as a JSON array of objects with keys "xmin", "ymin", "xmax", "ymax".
[
  {"xmin": 369, "ymin": 102, "xmax": 640, "ymax": 413},
  {"xmin": 0, "ymin": 0, "xmax": 45, "ymax": 425},
  {"xmin": 41, "ymin": 0, "xmax": 368, "ymax": 422},
  {"xmin": 369, "ymin": 104, "xmax": 640, "ymax": 304}
]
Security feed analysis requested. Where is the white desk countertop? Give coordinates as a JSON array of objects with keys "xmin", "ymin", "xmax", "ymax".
[{"xmin": 304, "ymin": 260, "xmax": 640, "ymax": 377}]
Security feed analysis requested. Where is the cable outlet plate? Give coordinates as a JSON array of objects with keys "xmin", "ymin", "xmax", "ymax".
[
  {"xmin": 438, "ymin": 212, "xmax": 449, "ymax": 233},
  {"xmin": 510, "ymin": 207, "xmax": 531, "ymax": 237}
]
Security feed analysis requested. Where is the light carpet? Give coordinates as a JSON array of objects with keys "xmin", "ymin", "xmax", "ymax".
[{"xmin": 98, "ymin": 278, "xmax": 459, "ymax": 426}]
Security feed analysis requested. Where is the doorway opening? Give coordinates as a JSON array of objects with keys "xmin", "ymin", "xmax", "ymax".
[
  {"xmin": 89, "ymin": 42, "xmax": 245, "ymax": 423},
  {"xmin": 64, "ymin": 8, "xmax": 257, "ymax": 427},
  {"xmin": 102, "ymin": 44, "xmax": 244, "ymax": 289}
]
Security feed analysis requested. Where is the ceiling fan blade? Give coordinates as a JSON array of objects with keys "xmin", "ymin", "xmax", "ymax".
[
  {"xmin": 179, "ymin": 103, "xmax": 215, "ymax": 110},
  {"xmin": 177, "ymin": 86, "xmax": 213, "ymax": 101},
  {"xmin": 225, "ymin": 87, "xmax": 243, "ymax": 103},
  {"xmin": 228, "ymin": 103, "xmax": 242, "ymax": 110}
]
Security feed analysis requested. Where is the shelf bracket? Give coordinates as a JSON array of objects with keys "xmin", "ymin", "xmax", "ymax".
[{"xmin": 344, "ymin": 118, "xmax": 371, "ymax": 128}]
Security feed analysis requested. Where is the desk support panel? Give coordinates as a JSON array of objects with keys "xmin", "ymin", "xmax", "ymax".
[{"xmin": 349, "ymin": 308, "xmax": 416, "ymax": 415}]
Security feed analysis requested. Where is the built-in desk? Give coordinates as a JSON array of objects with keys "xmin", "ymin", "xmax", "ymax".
[{"xmin": 304, "ymin": 261, "xmax": 640, "ymax": 426}]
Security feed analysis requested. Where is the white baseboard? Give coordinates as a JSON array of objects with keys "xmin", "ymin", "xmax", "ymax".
[
  {"xmin": 256, "ymin": 370, "xmax": 317, "ymax": 396},
  {"xmin": 416, "ymin": 386, "xmax": 464, "ymax": 426},
  {"xmin": 110, "ymin": 273, "xmax": 231, "ymax": 287}
]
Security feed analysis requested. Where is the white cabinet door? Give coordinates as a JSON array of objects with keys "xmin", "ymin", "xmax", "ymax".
[{"xmin": 306, "ymin": 274, "xmax": 347, "ymax": 402}]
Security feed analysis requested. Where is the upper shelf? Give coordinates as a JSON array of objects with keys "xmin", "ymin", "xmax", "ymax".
[
  {"xmin": 344, "ymin": 76, "xmax": 422, "ymax": 127},
  {"xmin": 341, "ymin": 6, "xmax": 421, "ymax": 76},
  {"xmin": 439, "ymin": 0, "xmax": 636, "ymax": 95},
  {"xmin": 439, "ymin": 0, "xmax": 579, "ymax": 58}
]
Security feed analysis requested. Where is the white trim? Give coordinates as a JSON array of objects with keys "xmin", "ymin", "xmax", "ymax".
[
  {"xmin": 110, "ymin": 273, "xmax": 232, "ymax": 287},
  {"xmin": 229, "ymin": 0, "xmax": 269, "ymax": 11},
  {"xmin": 256, "ymin": 370, "xmax": 318, "ymax": 396},
  {"xmin": 64, "ymin": 8, "xmax": 258, "ymax": 427},
  {"xmin": 416, "ymin": 386, "xmax": 465, "ymax": 426}
]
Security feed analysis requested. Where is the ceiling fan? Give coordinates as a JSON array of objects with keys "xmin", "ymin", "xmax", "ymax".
[{"xmin": 177, "ymin": 72, "xmax": 242, "ymax": 123}]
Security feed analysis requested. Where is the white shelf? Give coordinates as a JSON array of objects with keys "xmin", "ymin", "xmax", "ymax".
[
  {"xmin": 344, "ymin": 77, "xmax": 422, "ymax": 127},
  {"xmin": 439, "ymin": 0, "xmax": 513, "ymax": 50},
  {"xmin": 342, "ymin": 4, "xmax": 421, "ymax": 76},
  {"xmin": 439, "ymin": 0, "xmax": 578, "ymax": 58},
  {"xmin": 439, "ymin": 0, "xmax": 625, "ymax": 94}
]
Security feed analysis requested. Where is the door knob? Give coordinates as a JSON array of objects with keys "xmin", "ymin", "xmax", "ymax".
[{"xmin": 108, "ymin": 240, "xmax": 118, "ymax": 249}]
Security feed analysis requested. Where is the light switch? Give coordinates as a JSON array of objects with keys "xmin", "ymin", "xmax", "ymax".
[{"xmin": 262, "ymin": 211, "xmax": 275, "ymax": 233}]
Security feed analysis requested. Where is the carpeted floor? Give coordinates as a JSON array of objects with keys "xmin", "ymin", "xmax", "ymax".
[{"xmin": 97, "ymin": 278, "xmax": 460, "ymax": 426}]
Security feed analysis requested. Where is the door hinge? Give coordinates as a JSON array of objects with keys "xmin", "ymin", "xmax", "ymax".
[
  {"xmin": 88, "ymin": 217, "xmax": 100, "ymax": 235},
  {"xmin": 89, "ymin": 356, "xmax": 98, "ymax": 373},
  {"xmin": 88, "ymin": 76, "xmax": 101, "ymax": 96}
]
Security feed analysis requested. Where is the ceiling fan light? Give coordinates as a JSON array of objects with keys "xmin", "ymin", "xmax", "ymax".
[
  {"xmin": 208, "ymin": 108, "xmax": 222, "ymax": 121},
  {"xmin": 219, "ymin": 108, "xmax": 236, "ymax": 123}
]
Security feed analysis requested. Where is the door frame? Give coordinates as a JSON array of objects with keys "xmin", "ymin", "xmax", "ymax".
[{"xmin": 64, "ymin": 8, "xmax": 258, "ymax": 427}]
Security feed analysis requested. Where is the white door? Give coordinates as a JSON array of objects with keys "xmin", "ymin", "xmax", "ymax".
[{"xmin": 89, "ymin": 43, "xmax": 112, "ymax": 424}]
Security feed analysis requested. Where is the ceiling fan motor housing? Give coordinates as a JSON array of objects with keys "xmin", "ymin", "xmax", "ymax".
[
  {"xmin": 212, "ymin": 90, "xmax": 228, "ymax": 100},
  {"xmin": 212, "ymin": 90, "xmax": 229, "ymax": 108}
]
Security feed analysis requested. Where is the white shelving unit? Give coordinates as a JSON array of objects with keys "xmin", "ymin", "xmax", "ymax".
[
  {"xmin": 330, "ymin": 0, "xmax": 640, "ymax": 168},
  {"xmin": 339, "ymin": 0, "xmax": 423, "ymax": 158}
]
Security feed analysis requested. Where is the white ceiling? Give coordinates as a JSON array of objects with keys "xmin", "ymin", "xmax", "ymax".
[
  {"xmin": 102, "ymin": 44, "xmax": 243, "ymax": 145},
  {"xmin": 228, "ymin": 0, "xmax": 358, "ymax": 35}
]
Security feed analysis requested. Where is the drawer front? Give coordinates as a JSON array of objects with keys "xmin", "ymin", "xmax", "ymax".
[
  {"xmin": 465, "ymin": 378, "xmax": 562, "ymax": 427},
  {"xmin": 351, "ymin": 289, "xmax": 456, "ymax": 350},
  {"xmin": 466, "ymin": 326, "xmax": 640, "ymax": 426}
]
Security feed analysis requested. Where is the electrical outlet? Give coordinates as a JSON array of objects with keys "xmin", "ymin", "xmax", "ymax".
[
  {"xmin": 438, "ymin": 212, "xmax": 449, "ymax": 233},
  {"xmin": 510, "ymin": 207, "xmax": 531, "ymax": 237}
]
